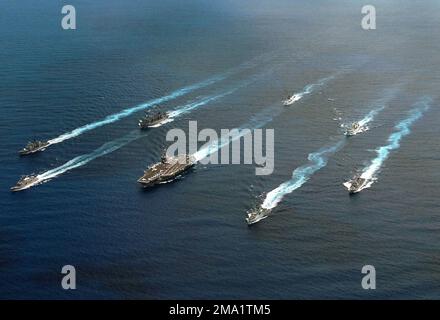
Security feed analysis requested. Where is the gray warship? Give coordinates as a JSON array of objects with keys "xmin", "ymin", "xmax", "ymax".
[
  {"xmin": 137, "ymin": 154, "xmax": 195, "ymax": 187},
  {"xmin": 343, "ymin": 175, "xmax": 369, "ymax": 194},
  {"xmin": 11, "ymin": 175, "xmax": 39, "ymax": 192},
  {"xmin": 283, "ymin": 93, "xmax": 301, "ymax": 106},
  {"xmin": 138, "ymin": 111, "xmax": 169, "ymax": 129},
  {"xmin": 246, "ymin": 207, "xmax": 270, "ymax": 225},
  {"xmin": 344, "ymin": 122, "xmax": 363, "ymax": 136},
  {"xmin": 19, "ymin": 140, "xmax": 50, "ymax": 156}
]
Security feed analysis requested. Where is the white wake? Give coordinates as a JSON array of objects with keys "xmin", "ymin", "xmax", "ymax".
[{"xmin": 357, "ymin": 97, "xmax": 431, "ymax": 191}]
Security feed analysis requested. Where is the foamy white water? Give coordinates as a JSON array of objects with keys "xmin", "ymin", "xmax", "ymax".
[
  {"xmin": 261, "ymin": 140, "xmax": 344, "ymax": 210},
  {"xmin": 358, "ymin": 97, "xmax": 431, "ymax": 190},
  {"xmin": 358, "ymin": 105, "xmax": 385, "ymax": 127},
  {"xmin": 37, "ymin": 130, "xmax": 147, "ymax": 184},
  {"xmin": 147, "ymin": 117, "xmax": 175, "ymax": 128}
]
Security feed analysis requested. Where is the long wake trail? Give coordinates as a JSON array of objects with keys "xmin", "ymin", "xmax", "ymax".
[
  {"xmin": 37, "ymin": 130, "xmax": 148, "ymax": 183},
  {"xmin": 359, "ymin": 106, "xmax": 385, "ymax": 126},
  {"xmin": 193, "ymin": 106, "xmax": 282, "ymax": 162},
  {"xmin": 283, "ymin": 71, "xmax": 344, "ymax": 105},
  {"xmin": 260, "ymin": 140, "xmax": 344, "ymax": 211},
  {"xmin": 167, "ymin": 71, "xmax": 270, "ymax": 120},
  {"xmin": 47, "ymin": 55, "xmax": 272, "ymax": 146},
  {"xmin": 358, "ymin": 96, "xmax": 431, "ymax": 190}
]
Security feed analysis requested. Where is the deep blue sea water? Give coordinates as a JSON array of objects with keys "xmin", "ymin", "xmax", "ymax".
[{"xmin": 1, "ymin": 0, "xmax": 440, "ymax": 299}]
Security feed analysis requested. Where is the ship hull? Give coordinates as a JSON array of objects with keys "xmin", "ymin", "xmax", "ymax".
[
  {"xmin": 139, "ymin": 115, "xmax": 169, "ymax": 129},
  {"xmin": 11, "ymin": 186, "xmax": 29, "ymax": 192},
  {"xmin": 246, "ymin": 214, "xmax": 268, "ymax": 226},
  {"xmin": 10, "ymin": 180, "xmax": 38, "ymax": 192},
  {"xmin": 344, "ymin": 130, "xmax": 362, "ymax": 137},
  {"xmin": 343, "ymin": 180, "xmax": 368, "ymax": 194},
  {"xmin": 19, "ymin": 145, "xmax": 49, "ymax": 156},
  {"xmin": 246, "ymin": 208, "xmax": 270, "ymax": 225},
  {"xmin": 137, "ymin": 163, "xmax": 194, "ymax": 187}
]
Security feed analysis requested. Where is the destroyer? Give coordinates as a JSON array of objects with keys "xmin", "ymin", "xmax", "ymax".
[
  {"xmin": 343, "ymin": 175, "xmax": 369, "ymax": 194},
  {"xmin": 137, "ymin": 154, "xmax": 195, "ymax": 187},
  {"xmin": 283, "ymin": 94, "xmax": 301, "ymax": 106},
  {"xmin": 11, "ymin": 175, "xmax": 38, "ymax": 192},
  {"xmin": 138, "ymin": 111, "xmax": 169, "ymax": 129},
  {"xmin": 344, "ymin": 122, "xmax": 363, "ymax": 136},
  {"xmin": 246, "ymin": 207, "xmax": 269, "ymax": 225},
  {"xmin": 19, "ymin": 140, "xmax": 49, "ymax": 156}
]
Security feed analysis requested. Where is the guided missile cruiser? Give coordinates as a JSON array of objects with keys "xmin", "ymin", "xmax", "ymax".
[
  {"xmin": 246, "ymin": 207, "xmax": 269, "ymax": 225},
  {"xmin": 343, "ymin": 175, "xmax": 369, "ymax": 194},
  {"xmin": 11, "ymin": 175, "xmax": 38, "ymax": 192},
  {"xmin": 19, "ymin": 140, "xmax": 49, "ymax": 156},
  {"xmin": 283, "ymin": 94, "xmax": 301, "ymax": 106},
  {"xmin": 344, "ymin": 122, "xmax": 363, "ymax": 136},
  {"xmin": 137, "ymin": 154, "xmax": 195, "ymax": 187},
  {"xmin": 138, "ymin": 111, "xmax": 169, "ymax": 129}
]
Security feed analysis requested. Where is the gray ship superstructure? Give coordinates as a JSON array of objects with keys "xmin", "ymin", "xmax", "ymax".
[
  {"xmin": 344, "ymin": 122, "xmax": 363, "ymax": 136},
  {"xmin": 19, "ymin": 140, "xmax": 49, "ymax": 156},
  {"xmin": 11, "ymin": 175, "xmax": 39, "ymax": 192},
  {"xmin": 246, "ymin": 207, "xmax": 269, "ymax": 225},
  {"xmin": 343, "ymin": 175, "xmax": 369, "ymax": 194}
]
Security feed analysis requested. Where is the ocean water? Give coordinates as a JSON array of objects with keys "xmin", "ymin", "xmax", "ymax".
[{"xmin": 1, "ymin": 0, "xmax": 440, "ymax": 299}]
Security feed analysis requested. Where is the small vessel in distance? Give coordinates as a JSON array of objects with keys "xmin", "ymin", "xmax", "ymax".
[
  {"xmin": 344, "ymin": 122, "xmax": 363, "ymax": 136},
  {"xmin": 246, "ymin": 207, "xmax": 269, "ymax": 225},
  {"xmin": 138, "ymin": 111, "xmax": 169, "ymax": 129},
  {"xmin": 137, "ymin": 154, "xmax": 195, "ymax": 187},
  {"xmin": 283, "ymin": 94, "xmax": 301, "ymax": 106},
  {"xmin": 11, "ymin": 175, "xmax": 38, "ymax": 192},
  {"xmin": 343, "ymin": 175, "xmax": 369, "ymax": 194},
  {"xmin": 19, "ymin": 140, "xmax": 50, "ymax": 156}
]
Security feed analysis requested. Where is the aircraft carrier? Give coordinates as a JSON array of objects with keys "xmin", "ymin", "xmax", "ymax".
[{"xmin": 137, "ymin": 154, "xmax": 195, "ymax": 187}]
